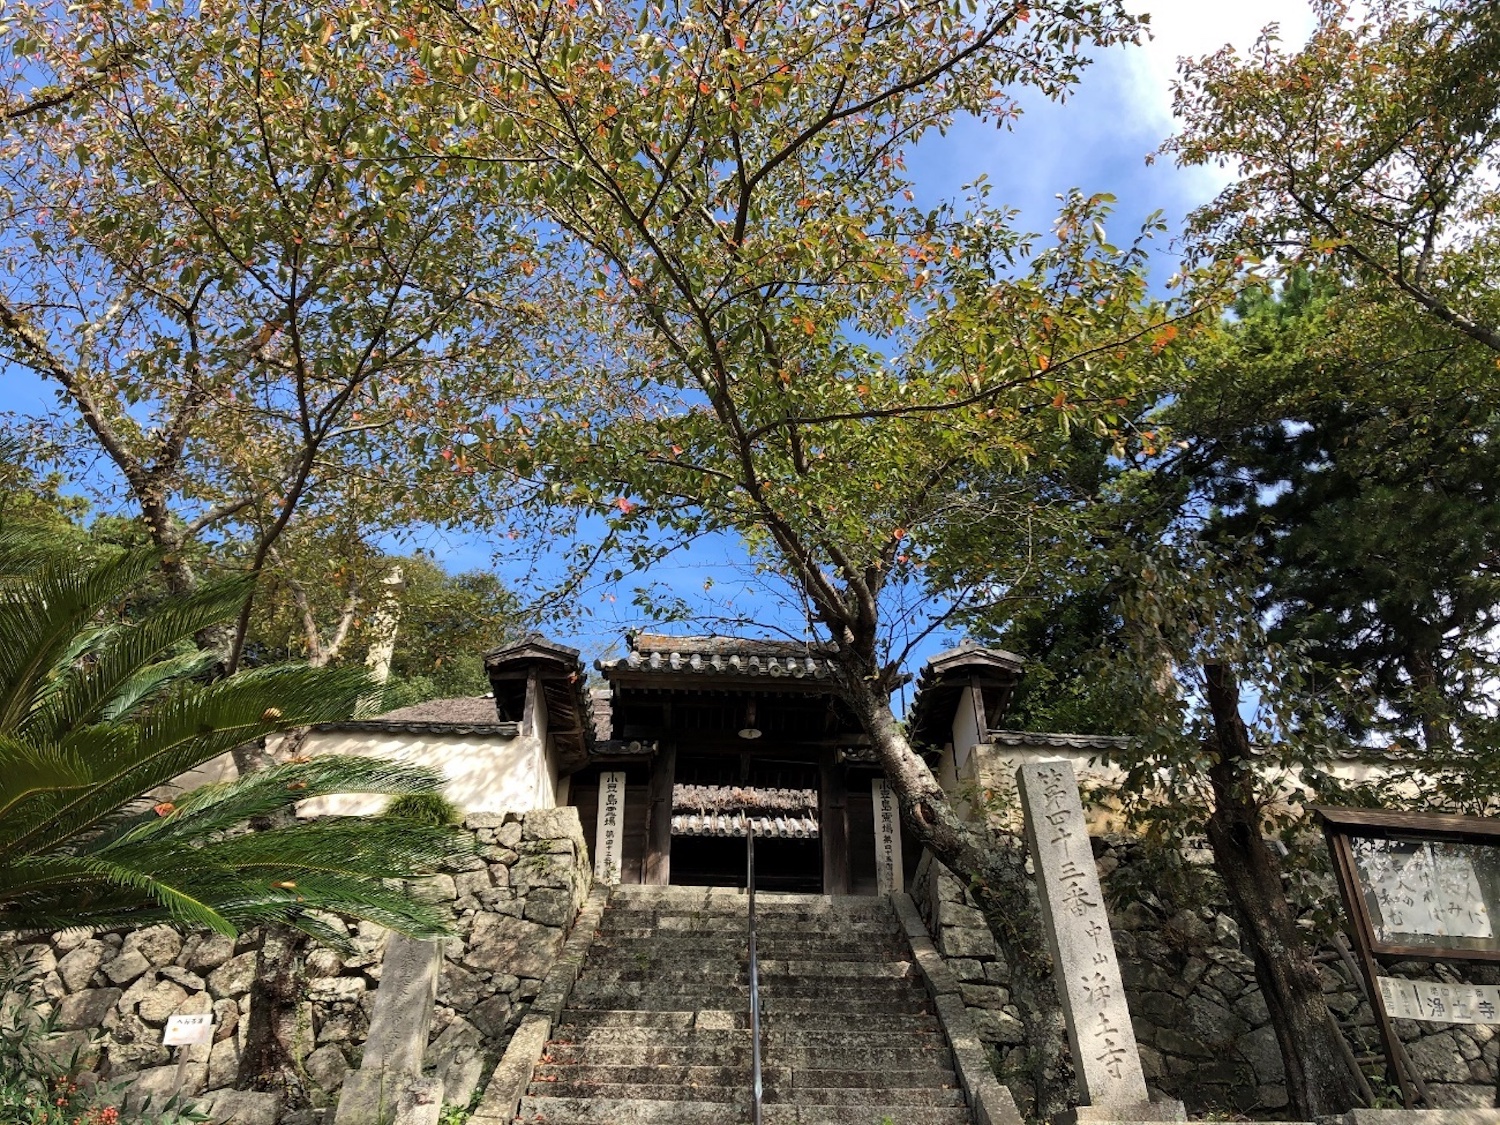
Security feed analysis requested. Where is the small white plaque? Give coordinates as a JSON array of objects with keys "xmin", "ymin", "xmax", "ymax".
[
  {"xmin": 872, "ymin": 778, "xmax": 903, "ymax": 894},
  {"xmin": 1378, "ymin": 976, "xmax": 1500, "ymax": 1024},
  {"xmin": 163, "ymin": 1013, "xmax": 213, "ymax": 1046},
  {"xmin": 595, "ymin": 770, "xmax": 626, "ymax": 884}
]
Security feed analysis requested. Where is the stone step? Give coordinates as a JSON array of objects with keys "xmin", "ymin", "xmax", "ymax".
[
  {"xmin": 557, "ymin": 1009, "xmax": 943, "ymax": 1034},
  {"xmin": 600, "ymin": 915, "xmax": 900, "ymax": 934},
  {"xmin": 579, "ymin": 958, "xmax": 915, "ymax": 980},
  {"xmin": 530, "ymin": 1063, "xmax": 959, "ymax": 1090},
  {"xmin": 563, "ymin": 992, "xmax": 933, "ymax": 1016},
  {"xmin": 608, "ymin": 887, "xmax": 893, "ymax": 913},
  {"xmin": 515, "ymin": 1095, "xmax": 973, "ymax": 1124},
  {"xmin": 539, "ymin": 1042, "xmax": 954, "ymax": 1070},
  {"xmin": 563, "ymin": 995, "xmax": 934, "ymax": 1017},
  {"xmin": 568, "ymin": 979, "xmax": 928, "ymax": 1003},
  {"xmin": 590, "ymin": 936, "xmax": 908, "ymax": 960},
  {"xmin": 528, "ymin": 1080, "xmax": 965, "ymax": 1107},
  {"xmin": 547, "ymin": 1026, "xmax": 948, "ymax": 1051}
]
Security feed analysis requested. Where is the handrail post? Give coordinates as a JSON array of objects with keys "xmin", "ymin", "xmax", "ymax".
[{"xmin": 748, "ymin": 823, "xmax": 762, "ymax": 1125}]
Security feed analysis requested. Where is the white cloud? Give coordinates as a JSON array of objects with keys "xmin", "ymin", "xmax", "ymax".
[{"xmin": 1122, "ymin": 1, "xmax": 1319, "ymax": 136}]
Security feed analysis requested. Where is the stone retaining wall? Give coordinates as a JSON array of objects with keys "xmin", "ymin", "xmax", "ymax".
[
  {"xmin": 2, "ymin": 808, "xmax": 591, "ymax": 1123},
  {"xmin": 912, "ymin": 837, "xmax": 1500, "ymax": 1117}
]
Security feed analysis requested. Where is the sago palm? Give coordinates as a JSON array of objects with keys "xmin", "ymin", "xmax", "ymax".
[{"xmin": 0, "ymin": 531, "xmax": 464, "ymax": 945}]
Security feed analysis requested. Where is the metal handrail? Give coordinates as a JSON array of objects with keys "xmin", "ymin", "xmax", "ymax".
[{"xmin": 747, "ymin": 824, "xmax": 763, "ymax": 1125}]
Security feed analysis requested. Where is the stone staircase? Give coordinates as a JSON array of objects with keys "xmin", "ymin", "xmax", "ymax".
[{"xmin": 514, "ymin": 884, "xmax": 972, "ymax": 1124}]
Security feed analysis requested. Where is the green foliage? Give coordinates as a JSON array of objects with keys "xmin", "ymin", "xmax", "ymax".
[
  {"xmin": 0, "ymin": 533, "xmax": 466, "ymax": 944},
  {"xmin": 381, "ymin": 792, "xmax": 462, "ymax": 828},
  {"xmin": 0, "ymin": 0, "xmax": 566, "ymax": 663},
  {"xmin": 1170, "ymin": 0, "xmax": 1500, "ymax": 355},
  {"xmin": 0, "ymin": 948, "xmax": 209, "ymax": 1124}
]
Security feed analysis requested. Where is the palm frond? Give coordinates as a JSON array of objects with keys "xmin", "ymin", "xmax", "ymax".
[
  {"xmin": 114, "ymin": 757, "xmax": 448, "ymax": 845},
  {"xmin": 0, "ymin": 546, "xmax": 162, "ymax": 732},
  {"xmin": 0, "ymin": 666, "xmax": 371, "ymax": 862},
  {"xmin": 0, "ymin": 541, "xmax": 467, "ymax": 947},
  {"xmin": 23, "ymin": 573, "xmax": 254, "ymax": 741}
]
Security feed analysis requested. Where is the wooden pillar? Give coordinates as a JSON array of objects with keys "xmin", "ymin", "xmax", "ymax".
[
  {"xmin": 645, "ymin": 743, "xmax": 676, "ymax": 886},
  {"xmin": 821, "ymin": 756, "xmax": 849, "ymax": 896}
]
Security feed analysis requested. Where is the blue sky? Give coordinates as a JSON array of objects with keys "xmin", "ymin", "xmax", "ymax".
[{"xmin": 2, "ymin": 3, "xmax": 1316, "ymax": 684}]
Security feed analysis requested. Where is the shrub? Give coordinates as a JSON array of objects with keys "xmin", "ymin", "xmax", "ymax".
[{"xmin": 382, "ymin": 792, "xmax": 462, "ymax": 827}]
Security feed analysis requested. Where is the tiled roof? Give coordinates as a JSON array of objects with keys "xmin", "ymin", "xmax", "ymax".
[
  {"xmin": 314, "ymin": 695, "xmax": 520, "ymax": 737},
  {"xmin": 379, "ymin": 696, "xmax": 503, "ymax": 724},
  {"xmin": 906, "ymin": 641, "xmax": 1024, "ymax": 747},
  {"xmin": 984, "ymin": 730, "xmax": 1129, "ymax": 750},
  {"xmin": 597, "ymin": 633, "xmax": 841, "ymax": 680}
]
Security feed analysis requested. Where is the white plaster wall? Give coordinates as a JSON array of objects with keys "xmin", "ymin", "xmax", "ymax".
[
  {"xmin": 949, "ymin": 686, "xmax": 983, "ymax": 772},
  {"xmin": 963, "ymin": 739, "xmax": 1431, "ymax": 833},
  {"xmin": 293, "ymin": 730, "xmax": 555, "ymax": 816}
]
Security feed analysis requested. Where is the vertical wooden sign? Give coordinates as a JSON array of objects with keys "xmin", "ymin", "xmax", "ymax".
[
  {"xmin": 873, "ymin": 778, "xmax": 904, "ymax": 894},
  {"xmin": 596, "ymin": 771, "xmax": 626, "ymax": 884}
]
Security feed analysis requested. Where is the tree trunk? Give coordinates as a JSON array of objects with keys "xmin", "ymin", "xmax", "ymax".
[
  {"xmin": 1402, "ymin": 643, "xmax": 1452, "ymax": 757},
  {"xmin": 844, "ymin": 671, "xmax": 1070, "ymax": 1118},
  {"xmin": 1203, "ymin": 662, "xmax": 1364, "ymax": 1118},
  {"xmin": 236, "ymin": 925, "xmax": 310, "ymax": 1101}
]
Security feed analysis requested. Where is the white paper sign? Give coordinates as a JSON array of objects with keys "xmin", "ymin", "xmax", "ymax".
[
  {"xmin": 163, "ymin": 1013, "xmax": 213, "ymax": 1046},
  {"xmin": 1354, "ymin": 838, "xmax": 1493, "ymax": 941},
  {"xmin": 872, "ymin": 778, "xmax": 903, "ymax": 894},
  {"xmin": 595, "ymin": 770, "xmax": 626, "ymax": 884},
  {"xmin": 1378, "ymin": 976, "xmax": 1500, "ymax": 1025}
]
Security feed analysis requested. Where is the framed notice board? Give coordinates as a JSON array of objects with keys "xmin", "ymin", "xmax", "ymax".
[{"xmin": 1315, "ymin": 805, "xmax": 1500, "ymax": 1107}]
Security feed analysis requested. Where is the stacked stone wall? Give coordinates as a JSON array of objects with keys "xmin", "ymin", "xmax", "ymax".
[
  {"xmin": 2, "ymin": 807, "xmax": 591, "ymax": 1123},
  {"xmin": 912, "ymin": 837, "xmax": 1500, "ymax": 1118}
]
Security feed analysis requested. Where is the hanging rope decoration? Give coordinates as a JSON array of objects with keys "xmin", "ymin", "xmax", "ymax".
[{"xmin": 670, "ymin": 784, "xmax": 820, "ymax": 839}]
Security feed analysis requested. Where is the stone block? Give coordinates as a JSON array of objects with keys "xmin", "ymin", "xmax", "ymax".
[
  {"xmin": 419, "ymin": 874, "xmax": 457, "ymax": 903},
  {"xmin": 472, "ymin": 1013, "xmax": 550, "ymax": 1122},
  {"xmin": 123, "ymin": 926, "xmax": 183, "ymax": 968},
  {"xmin": 360, "ymin": 935, "xmax": 442, "ymax": 1077},
  {"xmin": 1344, "ymin": 1111, "xmax": 1500, "ymax": 1125},
  {"xmin": 103, "ymin": 949, "xmax": 151, "ymax": 986},
  {"xmin": 942, "ymin": 926, "xmax": 1000, "ymax": 959},
  {"xmin": 187, "ymin": 934, "xmax": 236, "ymax": 975},
  {"xmin": 427, "ymin": 1018, "xmax": 485, "ymax": 1106},
  {"xmin": 57, "ymin": 942, "xmax": 108, "ymax": 991},
  {"xmin": 33, "ymin": 1029, "xmax": 100, "ymax": 1072},
  {"xmin": 469, "ymin": 994, "xmax": 513, "ymax": 1040},
  {"xmin": 207, "ymin": 1035, "xmax": 240, "ymax": 1089},
  {"xmin": 307, "ymin": 948, "xmax": 346, "ymax": 978},
  {"xmin": 524, "ymin": 888, "xmax": 577, "ymax": 928},
  {"xmin": 1237, "ymin": 1023, "xmax": 1284, "ymax": 1084},
  {"xmin": 464, "ymin": 814, "xmax": 508, "ymax": 829},
  {"xmin": 55, "ymin": 987, "xmax": 121, "ymax": 1031},
  {"xmin": 208, "ymin": 952, "xmax": 258, "ymax": 999},
  {"xmin": 159, "ymin": 965, "xmax": 206, "ymax": 991},
  {"xmin": 960, "ymin": 984, "xmax": 1011, "ymax": 1009},
  {"xmin": 521, "ymin": 807, "xmax": 585, "ymax": 852},
  {"xmin": 136, "ymin": 980, "xmax": 189, "ymax": 1025},
  {"xmin": 394, "ymin": 1076, "xmax": 444, "ymax": 1125},
  {"xmin": 310, "ymin": 977, "xmax": 368, "ymax": 1004},
  {"xmin": 1410, "ymin": 1032, "xmax": 1474, "ymax": 1084},
  {"xmin": 453, "ymin": 870, "xmax": 493, "ymax": 899},
  {"xmin": 199, "ymin": 1088, "xmax": 282, "ymax": 1125},
  {"xmin": 119, "ymin": 1061, "xmax": 207, "ymax": 1109},
  {"xmin": 103, "ymin": 1011, "xmax": 170, "ymax": 1071},
  {"xmin": 970, "ymin": 1006, "xmax": 1026, "ymax": 1045},
  {"xmin": 306, "ymin": 1043, "xmax": 352, "ymax": 1093},
  {"xmin": 463, "ymin": 914, "xmax": 564, "ymax": 979},
  {"xmin": 212, "ymin": 997, "xmax": 239, "ymax": 1040}
]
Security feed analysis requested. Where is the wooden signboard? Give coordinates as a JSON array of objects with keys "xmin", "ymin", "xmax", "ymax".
[
  {"xmin": 872, "ymin": 778, "xmax": 903, "ymax": 894},
  {"xmin": 595, "ymin": 770, "xmax": 626, "ymax": 885},
  {"xmin": 1316, "ymin": 805, "xmax": 1500, "ymax": 1108}
]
